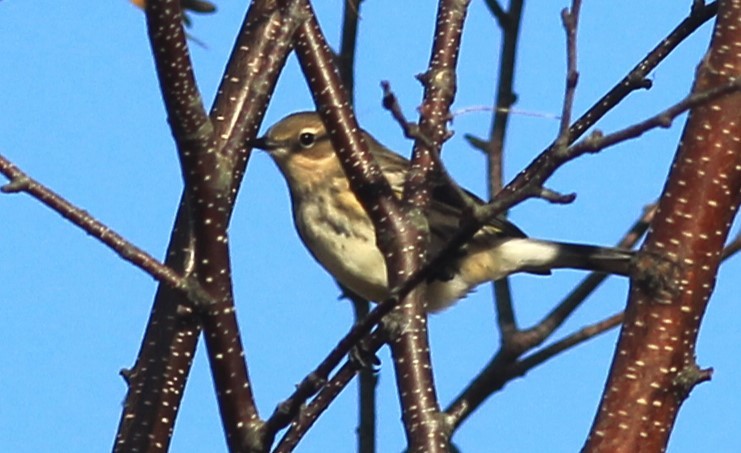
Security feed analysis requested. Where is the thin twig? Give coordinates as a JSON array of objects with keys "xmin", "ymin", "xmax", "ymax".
[
  {"xmin": 569, "ymin": 79, "xmax": 741, "ymax": 157},
  {"xmin": 556, "ymin": 0, "xmax": 582, "ymax": 146},
  {"xmin": 521, "ymin": 204, "xmax": 655, "ymax": 346},
  {"xmin": 476, "ymin": 80, "xmax": 741, "ymax": 222},
  {"xmin": 481, "ymin": 0, "xmax": 525, "ymax": 335},
  {"xmin": 0, "ymin": 154, "xmax": 204, "ymax": 302},
  {"xmin": 722, "ymin": 232, "xmax": 741, "ymax": 260},
  {"xmin": 567, "ymin": 1, "xmax": 718, "ymax": 141},
  {"xmin": 511, "ymin": 312, "xmax": 624, "ymax": 378},
  {"xmin": 381, "ymin": 81, "xmax": 473, "ymax": 210},
  {"xmin": 338, "ymin": 0, "xmax": 363, "ymax": 103},
  {"xmin": 380, "ymin": 81, "xmax": 435, "ymax": 149},
  {"xmin": 483, "ymin": 0, "xmax": 508, "ymax": 28},
  {"xmin": 273, "ymin": 330, "xmax": 386, "ymax": 452}
]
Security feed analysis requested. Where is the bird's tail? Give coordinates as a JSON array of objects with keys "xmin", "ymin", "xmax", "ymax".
[
  {"xmin": 495, "ymin": 238, "xmax": 634, "ymax": 277},
  {"xmin": 427, "ymin": 238, "xmax": 634, "ymax": 312},
  {"xmin": 522, "ymin": 239, "xmax": 635, "ymax": 276}
]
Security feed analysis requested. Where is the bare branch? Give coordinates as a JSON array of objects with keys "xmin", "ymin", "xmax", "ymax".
[
  {"xmin": 570, "ymin": 79, "xmax": 741, "ymax": 156},
  {"xmin": 722, "ymin": 232, "xmax": 741, "ymax": 260},
  {"xmin": 568, "ymin": 1, "xmax": 718, "ymax": 140},
  {"xmin": 116, "ymin": 1, "xmax": 299, "ymax": 450},
  {"xmin": 556, "ymin": 0, "xmax": 582, "ymax": 146},
  {"xmin": 484, "ymin": 0, "xmax": 524, "ymax": 196},
  {"xmin": 142, "ymin": 1, "xmax": 261, "ymax": 449},
  {"xmin": 476, "ymin": 79, "xmax": 741, "ymax": 225},
  {"xmin": 584, "ymin": 2, "xmax": 741, "ymax": 448},
  {"xmin": 482, "ymin": 0, "xmax": 526, "ymax": 335},
  {"xmin": 337, "ymin": 0, "xmax": 363, "ymax": 103},
  {"xmin": 380, "ymin": 81, "xmax": 436, "ymax": 149},
  {"xmin": 483, "ymin": 0, "xmax": 508, "ymax": 28},
  {"xmin": 511, "ymin": 312, "xmax": 624, "ymax": 377},
  {"xmin": 0, "ymin": 154, "xmax": 208, "ymax": 303},
  {"xmin": 273, "ymin": 330, "xmax": 386, "ymax": 452}
]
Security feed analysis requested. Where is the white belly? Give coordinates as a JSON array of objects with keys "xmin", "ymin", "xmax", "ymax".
[
  {"xmin": 295, "ymin": 202, "xmax": 390, "ymax": 301},
  {"xmin": 290, "ymin": 191, "xmax": 485, "ymax": 311}
]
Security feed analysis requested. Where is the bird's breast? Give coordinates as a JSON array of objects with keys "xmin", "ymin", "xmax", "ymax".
[{"xmin": 292, "ymin": 188, "xmax": 390, "ymax": 302}]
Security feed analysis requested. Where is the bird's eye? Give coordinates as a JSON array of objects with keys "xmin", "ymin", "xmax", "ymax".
[{"xmin": 298, "ymin": 131, "xmax": 316, "ymax": 149}]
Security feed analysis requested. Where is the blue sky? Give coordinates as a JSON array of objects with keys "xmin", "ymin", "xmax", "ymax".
[{"xmin": 1, "ymin": 1, "xmax": 738, "ymax": 452}]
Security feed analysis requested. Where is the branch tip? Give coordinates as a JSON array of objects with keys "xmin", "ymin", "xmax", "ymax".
[
  {"xmin": 673, "ymin": 363, "xmax": 713, "ymax": 400},
  {"xmin": 1, "ymin": 175, "xmax": 30, "ymax": 193},
  {"xmin": 539, "ymin": 187, "xmax": 576, "ymax": 204},
  {"xmin": 463, "ymin": 133, "xmax": 488, "ymax": 153}
]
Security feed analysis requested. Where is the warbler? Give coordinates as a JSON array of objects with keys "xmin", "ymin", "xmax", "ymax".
[{"xmin": 250, "ymin": 112, "xmax": 633, "ymax": 312}]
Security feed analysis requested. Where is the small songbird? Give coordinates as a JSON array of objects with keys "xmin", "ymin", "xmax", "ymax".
[{"xmin": 250, "ymin": 112, "xmax": 633, "ymax": 312}]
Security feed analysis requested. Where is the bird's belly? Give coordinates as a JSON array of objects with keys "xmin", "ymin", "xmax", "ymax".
[{"xmin": 296, "ymin": 204, "xmax": 389, "ymax": 301}]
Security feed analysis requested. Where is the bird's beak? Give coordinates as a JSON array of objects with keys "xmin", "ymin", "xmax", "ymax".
[{"xmin": 246, "ymin": 135, "xmax": 278, "ymax": 151}]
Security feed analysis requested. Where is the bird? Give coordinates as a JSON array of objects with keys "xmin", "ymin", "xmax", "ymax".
[{"xmin": 249, "ymin": 112, "xmax": 633, "ymax": 312}]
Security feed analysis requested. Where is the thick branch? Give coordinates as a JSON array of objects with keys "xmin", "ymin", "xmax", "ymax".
[
  {"xmin": 584, "ymin": 1, "xmax": 741, "ymax": 450},
  {"xmin": 116, "ymin": 2, "xmax": 298, "ymax": 451},
  {"xmin": 387, "ymin": 0, "xmax": 474, "ymax": 449},
  {"xmin": 143, "ymin": 2, "xmax": 260, "ymax": 450}
]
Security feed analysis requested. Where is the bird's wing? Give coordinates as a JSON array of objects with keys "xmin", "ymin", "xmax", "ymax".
[
  {"xmin": 427, "ymin": 181, "xmax": 527, "ymax": 257},
  {"xmin": 365, "ymin": 133, "xmax": 527, "ymax": 258}
]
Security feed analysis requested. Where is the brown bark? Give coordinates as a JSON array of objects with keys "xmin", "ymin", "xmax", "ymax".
[{"xmin": 583, "ymin": 1, "xmax": 741, "ymax": 451}]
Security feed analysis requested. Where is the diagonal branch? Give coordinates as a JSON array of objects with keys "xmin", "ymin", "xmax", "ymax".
[
  {"xmin": 584, "ymin": 1, "xmax": 741, "ymax": 449},
  {"xmin": 0, "ymin": 156, "xmax": 196, "ymax": 299},
  {"xmin": 721, "ymin": 231, "xmax": 741, "ymax": 260},
  {"xmin": 391, "ymin": 0, "xmax": 474, "ymax": 448},
  {"xmin": 567, "ymin": 2, "xmax": 718, "ymax": 141},
  {"xmin": 116, "ymin": 1, "xmax": 299, "ymax": 451},
  {"xmin": 272, "ymin": 330, "xmax": 386, "ymax": 452}
]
